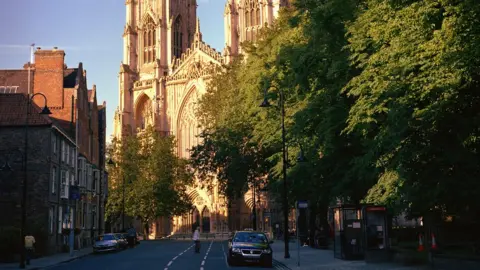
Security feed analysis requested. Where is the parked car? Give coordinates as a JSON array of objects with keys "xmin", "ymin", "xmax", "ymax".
[
  {"xmin": 227, "ymin": 231, "xmax": 273, "ymax": 268},
  {"xmin": 93, "ymin": 234, "xmax": 121, "ymax": 253},
  {"xmin": 115, "ymin": 233, "xmax": 129, "ymax": 249}
]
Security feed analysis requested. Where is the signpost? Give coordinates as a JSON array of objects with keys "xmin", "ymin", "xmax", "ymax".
[{"xmin": 296, "ymin": 201, "xmax": 308, "ymax": 267}]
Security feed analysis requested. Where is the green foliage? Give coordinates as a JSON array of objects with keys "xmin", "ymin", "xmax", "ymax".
[
  {"xmin": 344, "ymin": 0, "xmax": 480, "ymax": 214},
  {"xmin": 106, "ymin": 127, "xmax": 193, "ymax": 225},
  {"xmin": 191, "ymin": 0, "xmax": 480, "ymax": 219}
]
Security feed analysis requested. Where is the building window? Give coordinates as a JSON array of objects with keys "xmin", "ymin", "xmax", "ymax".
[
  {"xmin": 92, "ymin": 205, "xmax": 97, "ymax": 229},
  {"xmin": 92, "ymin": 170, "xmax": 98, "ymax": 192},
  {"xmin": 52, "ymin": 135, "xmax": 57, "ymax": 154},
  {"xmin": 51, "ymin": 167, "xmax": 56, "ymax": 194},
  {"xmin": 70, "ymin": 171, "xmax": 75, "ymax": 186},
  {"xmin": 173, "ymin": 16, "xmax": 183, "ymax": 59},
  {"xmin": 49, "ymin": 207, "xmax": 54, "ymax": 234},
  {"xmin": 58, "ymin": 206, "xmax": 63, "ymax": 234},
  {"xmin": 66, "ymin": 145, "xmax": 70, "ymax": 165},
  {"xmin": 71, "ymin": 147, "xmax": 75, "ymax": 166},
  {"xmin": 82, "ymin": 202, "xmax": 87, "ymax": 228},
  {"xmin": 143, "ymin": 15, "xmax": 156, "ymax": 64},
  {"xmin": 61, "ymin": 141, "xmax": 65, "ymax": 162},
  {"xmin": 244, "ymin": 1, "xmax": 260, "ymax": 28},
  {"xmin": 61, "ymin": 170, "xmax": 68, "ymax": 198}
]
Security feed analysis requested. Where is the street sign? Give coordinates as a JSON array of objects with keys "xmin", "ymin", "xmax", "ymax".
[{"xmin": 297, "ymin": 200, "xmax": 308, "ymax": 209}]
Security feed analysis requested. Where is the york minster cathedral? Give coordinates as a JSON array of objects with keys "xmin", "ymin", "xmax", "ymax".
[{"xmin": 113, "ymin": 0, "xmax": 288, "ymax": 237}]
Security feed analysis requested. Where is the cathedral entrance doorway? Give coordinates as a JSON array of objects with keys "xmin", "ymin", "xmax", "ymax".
[
  {"xmin": 201, "ymin": 207, "xmax": 210, "ymax": 233},
  {"xmin": 192, "ymin": 208, "xmax": 200, "ymax": 232}
]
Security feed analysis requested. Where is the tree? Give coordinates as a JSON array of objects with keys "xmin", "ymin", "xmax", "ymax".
[
  {"xmin": 344, "ymin": 0, "xmax": 480, "ymax": 216},
  {"xmin": 106, "ymin": 127, "xmax": 193, "ymax": 237}
]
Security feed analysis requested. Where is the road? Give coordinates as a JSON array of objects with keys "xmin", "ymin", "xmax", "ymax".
[{"xmin": 47, "ymin": 240, "xmax": 278, "ymax": 270}]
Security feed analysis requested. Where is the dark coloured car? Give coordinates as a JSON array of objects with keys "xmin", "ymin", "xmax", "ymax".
[
  {"xmin": 227, "ymin": 231, "xmax": 273, "ymax": 267},
  {"xmin": 115, "ymin": 233, "xmax": 128, "ymax": 249}
]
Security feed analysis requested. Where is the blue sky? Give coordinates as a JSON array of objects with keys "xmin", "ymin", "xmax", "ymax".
[{"xmin": 0, "ymin": 0, "xmax": 225, "ymax": 140}]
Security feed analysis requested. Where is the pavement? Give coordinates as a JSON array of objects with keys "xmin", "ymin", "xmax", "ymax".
[
  {"xmin": 271, "ymin": 241, "xmax": 429, "ymax": 270},
  {"xmin": 0, "ymin": 248, "xmax": 92, "ymax": 270}
]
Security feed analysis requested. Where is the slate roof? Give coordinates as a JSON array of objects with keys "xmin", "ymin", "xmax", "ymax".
[
  {"xmin": 0, "ymin": 93, "xmax": 52, "ymax": 126},
  {"xmin": 0, "ymin": 69, "xmax": 31, "ymax": 94}
]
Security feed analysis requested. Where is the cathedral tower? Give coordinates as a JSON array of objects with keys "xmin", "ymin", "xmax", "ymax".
[
  {"xmin": 224, "ymin": 0, "xmax": 289, "ymax": 61},
  {"xmin": 115, "ymin": 0, "xmax": 197, "ymax": 138}
]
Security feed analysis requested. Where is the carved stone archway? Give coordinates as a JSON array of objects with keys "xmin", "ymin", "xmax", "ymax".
[
  {"xmin": 177, "ymin": 86, "xmax": 201, "ymax": 158},
  {"xmin": 201, "ymin": 206, "xmax": 211, "ymax": 233},
  {"xmin": 135, "ymin": 93, "xmax": 154, "ymax": 130}
]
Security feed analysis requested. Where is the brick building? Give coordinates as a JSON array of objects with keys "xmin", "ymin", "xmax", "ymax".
[
  {"xmin": 0, "ymin": 47, "xmax": 107, "ymax": 255},
  {"xmin": 0, "ymin": 93, "xmax": 76, "ymax": 256}
]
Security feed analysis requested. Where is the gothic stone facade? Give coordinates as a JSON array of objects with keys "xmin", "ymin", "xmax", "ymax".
[{"xmin": 113, "ymin": 0, "xmax": 288, "ymax": 236}]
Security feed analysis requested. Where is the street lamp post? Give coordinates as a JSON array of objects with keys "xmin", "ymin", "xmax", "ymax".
[
  {"xmin": 260, "ymin": 84, "xmax": 290, "ymax": 258},
  {"xmin": 20, "ymin": 93, "xmax": 52, "ymax": 268},
  {"xmin": 252, "ymin": 179, "xmax": 257, "ymax": 231}
]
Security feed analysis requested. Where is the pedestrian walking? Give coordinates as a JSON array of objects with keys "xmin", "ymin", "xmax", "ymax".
[
  {"xmin": 24, "ymin": 232, "xmax": 35, "ymax": 265},
  {"xmin": 192, "ymin": 227, "xmax": 200, "ymax": 253}
]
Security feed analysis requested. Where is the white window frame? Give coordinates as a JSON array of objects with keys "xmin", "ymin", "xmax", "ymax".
[
  {"xmin": 52, "ymin": 135, "xmax": 57, "ymax": 154},
  {"xmin": 49, "ymin": 207, "xmax": 54, "ymax": 234},
  {"xmin": 60, "ymin": 170, "xmax": 68, "ymax": 199},
  {"xmin": 51, "ymin": 166, "xmax": 56, "ymax": 194},
  {"xmin": 66, "ymin": 145, "xmax": 70, "ymax": 165},
  {"xmin": 71, "ymin": 148, "xmax": 75, "ymax": 166},
  {"xmin": 62, "ymin": 141, "xmax": 66, "ymax": 162},
  {"xmin": 58, "ymin": 206, "xmax": 63, "ymax": 234}
]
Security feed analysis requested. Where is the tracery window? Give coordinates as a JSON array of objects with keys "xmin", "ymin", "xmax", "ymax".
[
  {"xmin": 135, "ymin": 95, "xmax": 153, "ymax": 130},
  {"xmin": 143, "ymin": 16, "xmax": 156, "ymax": 64},
  {"xmin": 173, "ymin": 16, "xmax": 183, "ymax": 59},
  {"xmin": 244, "ymin": 0, "xmax": 260, "ymax": 27}
]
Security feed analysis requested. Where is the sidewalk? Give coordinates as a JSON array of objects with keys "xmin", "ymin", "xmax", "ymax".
[
  {"xmin": 0, "ymin": 248, "xmax": 92, "ymax": 270},
  {"xmin": 271, "ymin": 241, "xmax": 427, "ymax": 270}
]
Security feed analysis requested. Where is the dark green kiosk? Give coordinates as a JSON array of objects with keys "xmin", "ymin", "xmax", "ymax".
[
  {"xmin": 331, "ymin": 204, "xmax": 365, "ymax": 260},
  {"xmin": 362, "ymin": 205, "xmax": 391, "ymax": 262},
  {"xmin": 330, "ymin": 204, "xmax": 390, "ymax": 262}
]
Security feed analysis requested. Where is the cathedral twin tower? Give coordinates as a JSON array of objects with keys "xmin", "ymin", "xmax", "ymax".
[{"xmin": 114, "ymin": 0, "xmax": 288, "ymax": 235}]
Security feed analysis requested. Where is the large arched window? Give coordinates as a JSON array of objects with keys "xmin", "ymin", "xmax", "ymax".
[
  {"xmin": 244, "ymin": 0, "xmax": 261, "ymax": 28},
  {"xmin": 143, "ymin": 16, "xmax": 156, "ymax": 64},
  {"xmin": 173, "ymin": 16, "xmax": 183, "ymax": 59},
  {"xmin": 135, "ymin": 95, "xmax": 153, "ymax": 130}
]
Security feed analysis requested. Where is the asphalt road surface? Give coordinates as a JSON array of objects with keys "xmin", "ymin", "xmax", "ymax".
[{"xmin": 46, "ymin": 240, "xmax": 278, "ymax": 270}]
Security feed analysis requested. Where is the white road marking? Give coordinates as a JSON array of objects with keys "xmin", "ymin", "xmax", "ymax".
[
  {"xmin": 164, "ymin": 243, "xmax": 194, "ymax": 270},
  {"xmin": 198, "ymin": 241, "xmax": 214, "ymax": 269},
  {"xmin": 222, "ymin": 242, "xmax": 230, "ymax": 268}
]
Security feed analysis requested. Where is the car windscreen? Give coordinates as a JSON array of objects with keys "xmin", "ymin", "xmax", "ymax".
[
  {"xmin": 234, "ymin": 232, "xmax": 268, "ymax": 243},
  {"xmin": 96, "ymin": 235, "xmax": 115, "ymax": 241}
]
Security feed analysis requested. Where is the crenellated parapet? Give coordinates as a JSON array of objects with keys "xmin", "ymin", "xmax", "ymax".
[{"xmin": 170, "ymin": 40, "xmax": 224, "ymax": 73}]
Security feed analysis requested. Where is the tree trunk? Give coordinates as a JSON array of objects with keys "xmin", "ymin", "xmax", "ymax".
[{"xmin": 144, "ymin": 222, "xmax": 149, "ymax": 240}]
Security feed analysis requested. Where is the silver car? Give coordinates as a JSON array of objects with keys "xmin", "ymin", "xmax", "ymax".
[{"xmin": 93, "ymin": 234, "xmax": 120, "ymax": 253}]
